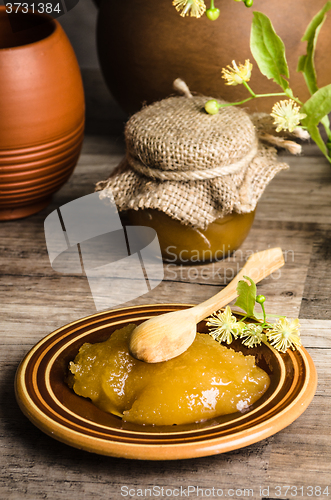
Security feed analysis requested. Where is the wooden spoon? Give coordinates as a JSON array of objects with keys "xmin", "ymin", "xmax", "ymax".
[{"xmin": 129, "ymin": 247, "xmax": 284, "ymax": 363}]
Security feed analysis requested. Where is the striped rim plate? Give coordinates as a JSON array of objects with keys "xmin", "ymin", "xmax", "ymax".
[{"xmin": 15, "ymin": 304, "xmax": 317, "ymax": 460}]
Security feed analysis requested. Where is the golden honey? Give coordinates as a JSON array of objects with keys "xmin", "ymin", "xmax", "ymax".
[
  {"xmin": 127, "ymin": 209, "xmax": 256, "ymax": 264},
  {"xmin": 69, "ymin": 325, "xmax": 270, "ymax": 426}
]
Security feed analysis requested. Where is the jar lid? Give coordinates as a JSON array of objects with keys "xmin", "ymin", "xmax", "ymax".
[
  {"xmin": 96, "ymin": 93, "xmax": 290, "ymax": 229},
  {"xmin": 125, "ymin": 95, "xmax": 258, "ymax": 180}
]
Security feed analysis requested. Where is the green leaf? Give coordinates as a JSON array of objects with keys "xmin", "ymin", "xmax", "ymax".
[
  {"xmin": 234, "ymin": 276, "xmax": 257, "ymax": 317},
  {"xmin": 300, "ymin": 84, "xmax": 331, "ymax": 161},
  {"xmin": 321, "ymin": 114, "xmax": 331, "ymax": 130},
  {"xmin": 301, "ymin": 84, "xmax": 331, "ymax": 126},
  {"xmin": 305, "ymin": 123, "xmax": 329, "ymax": 158},
  {"xmin": 250, "ymin": 12, "xmax": 290, "ymax": 91},
  {"xmin": 321, "ymin": 114, "xmax": 331, "ymax": 142},
  {"xmin": 297, "ymin": 1, "xmax": 331, "ymax": 95}
]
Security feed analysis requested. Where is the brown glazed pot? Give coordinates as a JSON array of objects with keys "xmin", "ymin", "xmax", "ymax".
[
  {"xmin": 0, "ymin": 8, "xmax": 85, "ymax": 220},
  {"xmin": 96, "ymin": 0, "xmax": 331, "ymax": 114}
]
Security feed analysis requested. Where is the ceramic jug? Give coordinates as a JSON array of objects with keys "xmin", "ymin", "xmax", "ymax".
[
  {"xmin": 95, "ymin": 0, "xmax": 331, "ymax": 113},
  {"xmin": 0, "ymin": 8, "xmax": 85, "ymax": 220}
]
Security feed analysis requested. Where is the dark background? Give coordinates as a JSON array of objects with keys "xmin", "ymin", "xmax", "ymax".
[{"xmin": 57, "ymin": 0, "xmax": 99, "ymax": 69}]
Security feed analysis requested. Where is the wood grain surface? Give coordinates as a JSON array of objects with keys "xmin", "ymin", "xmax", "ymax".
[{"xmin": 1, "ymin": 70, "xmax": 330, "ymax": 500}]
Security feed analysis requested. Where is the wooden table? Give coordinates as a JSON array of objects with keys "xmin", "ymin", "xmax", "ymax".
[{"xmin": 1, "ymin": 71, "xmax": 330, "ymax": 499}]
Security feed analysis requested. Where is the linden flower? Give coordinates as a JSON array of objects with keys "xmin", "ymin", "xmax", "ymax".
[
  {"xmin": 267, "ymin": 317, "xmax": 302, "ymax": 353},
  {"xmin": 240, "ymin": 323, "xmax": 266, "ymax": 348},
  {"xmin": 172, "ymin": 0, "xmax": 206, "ymax": 18},
  {"xmin": 222, "ymin": 60, "xmax": 253, "ymax": 86},
  {"xmin": 270, "ymin": 100, "xmax": 307, "ymax": 133},
  {"xmin": 206, "ymin": 306, "xmax": 240, "ymax": 344}
]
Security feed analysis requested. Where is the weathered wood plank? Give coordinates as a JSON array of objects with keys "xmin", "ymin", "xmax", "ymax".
[
  {"xmin": 300, "ymin": 230, "xmax": 331, "ymax": 320},
  {"xmin": 1, "ymin": 114, "xmax": 331, "ymax": 499},
  {"xmin": 1, "ymin": 319, "xmax": 328, "ymax": 499},
  {"xmin": 256, "ymin": 155, "xmax": 331, "ymax": 224}
]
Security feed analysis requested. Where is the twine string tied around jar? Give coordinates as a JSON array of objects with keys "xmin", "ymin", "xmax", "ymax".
[{"xmin": 126, "ymin": 139, "xmax": 259, "ymax": 181}]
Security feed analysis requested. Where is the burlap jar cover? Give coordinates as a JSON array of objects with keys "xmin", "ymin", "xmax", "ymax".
[{"xmin": 96, "ymin": 91, "xmax": 291, "ymax": 230}]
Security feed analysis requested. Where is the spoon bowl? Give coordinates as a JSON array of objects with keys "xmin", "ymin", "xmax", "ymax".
[{"xmin": 129, "ymin": 247, "xmax": 285, "ymax": 363}]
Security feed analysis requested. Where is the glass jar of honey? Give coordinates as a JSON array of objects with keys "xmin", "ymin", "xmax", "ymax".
[{"xmin": 127, "ymin": 208, "xmax": 256, "ymax": 264}]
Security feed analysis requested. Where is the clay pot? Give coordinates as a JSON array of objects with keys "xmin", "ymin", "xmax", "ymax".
[
  {"xmin": 127, "ymin": 209, "xmax": 256, "ymax": 264},
  {"xmin": 96, "ymin": 0, "xmax": 331, "ymax": 114},
  {"xmin": 0, "ymin": 7, "xmax": 85, "ymax": 220}
]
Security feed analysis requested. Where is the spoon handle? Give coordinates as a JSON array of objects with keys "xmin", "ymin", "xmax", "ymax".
[{"xmin": 191, "ymin": 247, "xmax": 284, "ymax": 323}]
